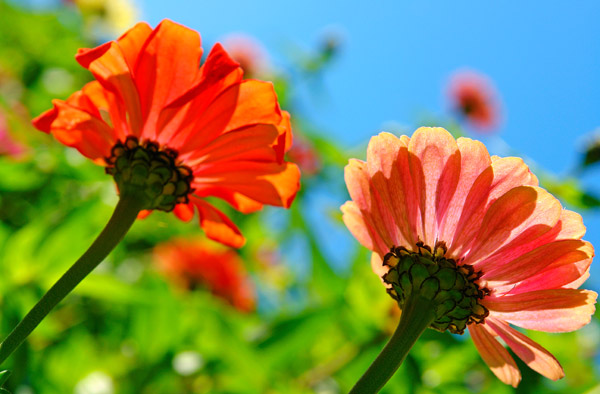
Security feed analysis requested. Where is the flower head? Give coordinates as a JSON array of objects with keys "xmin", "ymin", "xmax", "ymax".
[
  {"xmin": 342, "ymin": 127, "xmax": 596, "ymax": 386},
  {"xmin": 154, "ymin": 237, "xmax": 255, "ymax": 312},
  {"xmin": 448, "ymin": 70, "xmax": 500, "ymax": 132},
  {"xmin": 33, "ymin": 20, "xmax": 300, "ymax": 248}
]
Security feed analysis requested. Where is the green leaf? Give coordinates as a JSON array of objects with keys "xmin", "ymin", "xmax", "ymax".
[{"xmin": 0, "ymin": 370, "xmax": 11, "ymax": 386}]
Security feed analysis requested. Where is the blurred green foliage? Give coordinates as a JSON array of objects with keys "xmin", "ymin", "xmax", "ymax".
[{"xmin": 0, "ymin": 1, "xmax": 598, "ymax": 393}]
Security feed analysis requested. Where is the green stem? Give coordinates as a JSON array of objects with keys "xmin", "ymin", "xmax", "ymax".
[
  {"xmin": 349, "ymin": 295, "xmax": 437, "ymax": 394},
  {"xmin": 0, "ymin": 194, "xmax": 144, "ymax": 366}
]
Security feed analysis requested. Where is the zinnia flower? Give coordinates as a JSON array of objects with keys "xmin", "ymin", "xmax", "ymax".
[
  {"xmin": 32, "ymin": 20, "xmax": 300, "ymax": 248},
  {"xmin": 342, "ymin": 127, "xmax": 596, "ymax": 386},
  {"xmin": 154, "ymin": 237, "xmax": 255, "ymax": 312},
  {"xmin": 448, "ymin": 70, "xmax": 499, "ymax": 132}
]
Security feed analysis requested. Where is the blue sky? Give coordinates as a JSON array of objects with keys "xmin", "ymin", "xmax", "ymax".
[{"xmin": 139, "ymin": 1, "xmax": 600, "ymax": 287}]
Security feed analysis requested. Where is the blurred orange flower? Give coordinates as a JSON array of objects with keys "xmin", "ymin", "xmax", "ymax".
[
  {"xmin": 33, "ymin": 20, "xmax": 300, "ymax": 248},
  {"xmin": 154, "ymin": 237, "xmax": 255, "ymax": 312},
  {"xmin": 342, "ymin": 127, "xmax": 596, "ymax": 386},
  {"xmin": 448, "ymin": 70, "xmax": 500, "ymax": 132}
]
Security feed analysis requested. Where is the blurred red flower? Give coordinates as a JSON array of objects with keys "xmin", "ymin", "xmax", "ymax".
[
  {"xmin": 154, "ymin": 237, "xmax": 256, "ymax": 312},
  {"xmin": 447, "ymin": 70, "xmax": 500, "ymax": 132},
  {"xmin": 32, "ymin": 20, "xmax": 300, "ymax": 248},
  {"xmin": 286, "ymin": 136, "xmax": 321, "ymax": 177}
]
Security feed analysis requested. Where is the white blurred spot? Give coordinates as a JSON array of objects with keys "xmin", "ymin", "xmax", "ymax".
[
  {"xmin": 74, "ymin": 371, "xmax": 114, "ymax": 394},
  {"xmin": 172, "ymin": 351, "xmax": 204, "ymax": 376},
  {"xmin": 313, "ymin": 377, "xmax": 340, "ymax": 394}
]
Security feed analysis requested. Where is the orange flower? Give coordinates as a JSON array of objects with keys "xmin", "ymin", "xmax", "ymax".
[
  {"xmin": 154, "ymin": 237, "xmax": 255, "ymax": 312},
  {"xmin": 32, "ymin": 20, "xmax": 300, "ymax": 248},
  {"xmin": 448, "ymin": 70, "xmax": 499, "ymax": 132},
  {"xmin": 342, "ymin": 127, "xmax": 596, "ymax": 386}
]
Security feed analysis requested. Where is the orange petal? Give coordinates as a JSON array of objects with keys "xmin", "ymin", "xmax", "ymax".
[
  {"xmin": 137, "ymin": 210, "xmax": 153, "ymax": 219},
  {"xmin": 183, "ymin": 123, "xmax": 280, "ymax": 166},
  {"xmin": 486, "ymin": 318, "xmax": 564, "ymax": 381},
  {"xmin": 115, "ymin": 22, "xmax": 153, "ymax": 71},
  {"xmin": 156, "ymin": 43, "xmax": 242, "ymax": 148},
  {"xmin": 407, "ymin": 127, "xmax": 461, "ymax": 246},
  {"xmin": 484, "ymin": 289, "xmax": 597, "ymax": 332},
  {"xmin": 222, "ymin": 79, "xmax": 282, "ymax": 133},
  {"xmin": 193, "ymin": 161, "xmax": 300, "ymax": 209},
  {"xmin": 77, "ymin": 41, "xmax": 143, "ymax": 136},
  {"xmin": 134, "ymin": 20, "xmax": 203, "ymax": 140},
  {"xmin": 469, "ymin": 323, "xmax": 521, "ymax": 387},
  {"xmin": 192, "ymin": 198, "xmax": 244, "ymax": 248},
  {"xmin": 276, "ymin": 110, "xmax": 293, "ymax": 159},
  {"xmin": 43, "ymin": 99, "xmax": 116, "ymax": 160},
  {"xmin": 464, "ymin": 186, "xmax": 562, "ymax": 267},
  {"xmin": 177, "ymin": 79, "xmax": 282, "ymax": 154},
  {"xmin": 173, "ymin": 202, "xmax": 195, "ymax": 222}
]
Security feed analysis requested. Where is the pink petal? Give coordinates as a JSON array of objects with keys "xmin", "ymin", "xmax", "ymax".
[
  {"xmin": 486, "ymin": 318, "xmax": 564, "ymax": 381},
  {"xmin": 483, "ymin": 239, "xmax": 593, "ymax": 285},
  {"xmin": 407, "ymin": 127, "xmax": 461, "ymax": 246},
  {"xmin": 366, "ymin": 132, "xmax": 416, "ymax": 247},
  {"xmin": 371, "ymin": 252, "xmax": 389, "ymax": 280},
  {"xmin": 449, "ymin": 157, "xmax": 538, "ymax": 258},
  {"xmin": 464, "ymin": 186, "xmax": 562, "ymax": 267},
  {"xmin": 469, "ymin": 323, "xmax": 521, "ymax": 387},
  {"xmin": 344, "ymin": 159, "xmax": 394, "ymax": 253},
  {"xmin": 437, "ymin": 137, "xmax": 491, "ymax": 244},
  {"xmin": 341, "ymin": 201, "xmax": 375, "ymax": 252},
  {"xmin": 484, "ymin": 289, "xmax": 597, "ymax": 332}
]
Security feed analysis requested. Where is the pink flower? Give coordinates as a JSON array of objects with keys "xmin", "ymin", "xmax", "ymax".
[
  {"xmin": 447, "ymin": 70, "xmax": 500, "ymax": 132},
  {"xmin": 342, "ymin": 127, "xmax": 596, "ymax": 386},
  {"xmin": 0, "ymin": 110, "xmax": 25, "ymax": 158}
]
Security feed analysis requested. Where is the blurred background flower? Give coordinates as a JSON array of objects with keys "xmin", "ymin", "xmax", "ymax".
[
  {"xmin": 447, "ymin": 70, "xmax": 500, "ymax": 132},
  {"xmin": 154, "ymin": 237, "xmax": 256, "ymax": 312}
]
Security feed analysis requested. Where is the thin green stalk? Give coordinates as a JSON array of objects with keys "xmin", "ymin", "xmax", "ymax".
[
  {"xmin": 0, "ymin": 194, "xmax": 144, "ymax": 365},
  {"xmin": 349, "ymin": 295, "xmax": 436, "ymax": 394}
]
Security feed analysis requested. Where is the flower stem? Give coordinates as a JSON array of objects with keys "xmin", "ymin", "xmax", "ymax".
[
  {"xmin": 349, "ymin": 294, "xmax": 437, "ymax": 394},
  {"xmin": 0, "ymin": 194, "xmax": 144, "ymax": 366}
]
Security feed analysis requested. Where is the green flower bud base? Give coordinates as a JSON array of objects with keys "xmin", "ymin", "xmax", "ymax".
[
  {"xmin": 382, "ymin": 241, "xmax": 489, "ymax": 335},
  {"xmin": 105, "ymin": 136, "xmax": 194, "ymax": 212}
]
